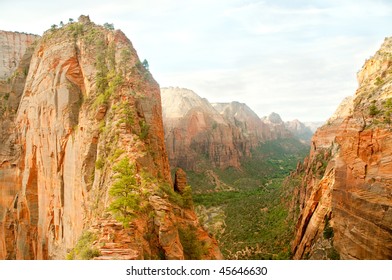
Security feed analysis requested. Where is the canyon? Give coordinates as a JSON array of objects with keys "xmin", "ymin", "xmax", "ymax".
[
  {"xmin": 161, "ymin": 86, "xmax": 311, "ymax": 259},
  {"xmin": 0, "ymin": 16, "xmax": 221, "ymax": 260},
  {"xmin": 1, "ymin": 15, "xmax": 390, "ymax": 261},
  {"xmin": 161, "ymin": 86, "xmax": 310, "ymax": 173}
]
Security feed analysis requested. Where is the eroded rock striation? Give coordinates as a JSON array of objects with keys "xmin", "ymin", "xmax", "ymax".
[
  {"xmin": 290, "ymin": 37, "xmax": 392, "ymax": 259},
  {"xmin": 0, "ymin": 17, "xmax": 221, "ymax": 260}
]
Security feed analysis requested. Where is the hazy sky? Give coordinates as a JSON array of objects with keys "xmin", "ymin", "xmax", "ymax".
[{"xmin": 1, "ymin": 0, "xmax": 391, "ymax": 122}]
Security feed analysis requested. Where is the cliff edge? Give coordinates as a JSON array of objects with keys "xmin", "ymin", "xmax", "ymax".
[{"xmin": 290, "ymin": 37, "xmax": 392, "ymax": 259}]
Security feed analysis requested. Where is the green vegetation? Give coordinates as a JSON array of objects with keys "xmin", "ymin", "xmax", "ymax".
[
  {"xmin": 328, "ymin": 247, "xmax": 340, "ymax": 260},
  {"xmin": 103, "ymin": 23, "xmax": 115, "ymax": 30},
  {"xmin": 194, "ymin": 179, "xmax": 294, "ymax": 259},
  {"xmin": 66, "ymin": 231, "xmax": 101, "ymax": 260},
  {"xmin": 107, "ymin": 158, "xmax": 141, "ymax": 227},
  {"xmin": 383, "ymin": 98, "xmax": 392, "ymax": 124},
  {"xmin": 323, "ymin": 216, "xmax": 334, "ymax": 239},
  {"xmin": 374, "ymin": 76, "xmax": 384, "ymax": 86},
  {"xmin": 188, "ymin": 138, "xmax": 309, "ymax": 193},
  {"xmin": 93, "ymin": 40, "xmax": 124, "ymax": 108},
  {"xmin": 142, "ymin": 59, "xmax": 149, "ymax": 71},
  {"xmin": 158, "ymin": 183, "xmax": 194, "ymax": 209},
  {"xmin": 178, "ymin": 225, "xmax": 209, "ymax": 259},
  {"xmin": 138, "ymin": 120, "xmax": 150, "ymax": 140},
  {"xmin": 190, "ymin": 138, "xmax": 309, "ymax": 259},
  {"xmin": 369, "ymin": 101, "xmax": 380, "ymax": 116},
  {"xmin": 95, "ymin": 157, "xmax": 105, "ymax": 170}
]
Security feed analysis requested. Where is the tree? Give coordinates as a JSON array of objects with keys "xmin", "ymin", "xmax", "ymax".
[
  {"xmin": 51, "ymin": 24, "xmax": 57, "ymax": 31},
  {"xmin": 103, "ymin": 23, "xmax": 114, "ymax": 30},
  {"xmin": 107, "ymin": 158, "xmax": 140, "ymax": 227},
  {"xmin": 69, "ymin": 18, "xmax": 74, "ymax": 23},
  {"xmin": 59, "ymin": 21, "xmax": 64, "ymax": 27},
  {"xmin": 142, "ymin": 59, "xmax": 149, "ymax": 71}
]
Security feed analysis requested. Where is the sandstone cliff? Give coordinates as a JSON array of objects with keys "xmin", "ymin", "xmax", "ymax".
[
  {"xmin": 290, "ymin": 37, "xmax": 392, "ymax": 259},
  {"xmin": 162, "ymin": 87, "xmax": 248, "ymax": 170},
  {"xmin": 0, "ymin": 17, "xmax": 221, "ymax": 260},
  {"xmin": 161, "ymin": 87, "xmax": 293, "ymax": 171}
]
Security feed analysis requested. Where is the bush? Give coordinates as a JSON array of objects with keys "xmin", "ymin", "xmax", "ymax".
[
  {"xmin": 182, "ymin": 186, "xmax": 194, "ymax": 209},
  {"xmin": 178, "ymin": 225, "xmax": 208, "ymax": 259},
  {"xmin": 159, "ymin": 183, "xmax": 184, "ymax": 207},
  {"xmin": 103, "ymin": 23, "xmax": 115, "ymax": 30},
  {"xmin": 323, "ymin": 217, "xmax": 334, "ymax": 239},
  {"xmin": 139, "ymin": 120, "xmax": 150, "ymax": 140},
  {"xmin": 327, "ymin": 247, "xmax": 340, "ymax": 260},
  {"xmin": 66, "ymin": 231, "xmax": 100, "ymax": 260},
  {"xmin": 369, "ymin": 102, "xmax": 380, "ymax": 116},
  {"xmin": 375, "ymin": 77, "xmax": 384, "ymax": 86},
  {"xmin": 95, "ymin": 157, "xmax": 104, "ymax": 169}
]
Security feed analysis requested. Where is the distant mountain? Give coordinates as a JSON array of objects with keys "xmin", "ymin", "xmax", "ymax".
[
  {"xmin": 303, "ymin": 121, "xmax": 325, "ymax": 133},
  {"xmin": 285, "ymin": 119, "xmax": 313, "ymax": 144},
  {"xmin": 161, "ymin": 87, "xmax": 294, "ymax": 171}
]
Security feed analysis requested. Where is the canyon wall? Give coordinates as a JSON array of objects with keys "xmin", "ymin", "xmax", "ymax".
[
  {"xmin": 0, "ymin": 17, "xmax": 221, "ymax": 260},
  {"xmin": 291, "ymin": 37, "xmax": 392, "ymax": 259},
  {"xmin": 161, "ymin": 87, "xmax": 294, "ymax": 171}
]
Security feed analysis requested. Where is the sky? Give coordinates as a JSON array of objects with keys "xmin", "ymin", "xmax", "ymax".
[{"xmin": 1, "ymin": 0, "xmax": 391, "ymax": 122}]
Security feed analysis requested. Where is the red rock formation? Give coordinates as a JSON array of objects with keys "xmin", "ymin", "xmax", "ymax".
[
  {"xmin": 0, "ymin": 17, "xmax": 221, "ymax": 260},
  {"xmin": 161, "ymin": 87, "xmax": 292, "ymax": 172},
  {"xmin": 174, "ymin": 168, "xmax": 187, "ymax": 194},
  {"xmin": 0, "ymin": 31, "xmax": 39, "ymax": 260},
  {"xmin": 291, "ymin": 37, "xmax": 392, "ymax": 259},
  {"xmin": 262, "ymin": 112, "xmax": 292, "ymax": 139},
  {"xmin": 162, "ymin": 87, "xmax": 245, "ymax": 170}
]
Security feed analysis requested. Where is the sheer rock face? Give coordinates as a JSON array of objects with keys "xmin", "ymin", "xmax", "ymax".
[
  {"xmin": 0, "ymin": 31, "xmax": 39, "ymax": 260},
  {"xmin": 161, "ymin": 87, "xmax": 291, "ymax": 171},
  {"xmin": 161, "ymin": 87, "xmax": 243, "ymax": 170},
  {"xmin": 0, "ymin": 31, "xmax": 39, "ymax": 80},
  {"xmin": 0, "ymin": 20, "xmax": 221, "ymax": 260},
  {"xmin": 292, "ymin": 37, "xmax": 392, "ymax": 260}
]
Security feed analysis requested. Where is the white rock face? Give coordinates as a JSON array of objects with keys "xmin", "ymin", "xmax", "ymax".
[
  {"xmin": 161, "ymin": 87, "xmax": 208, "ymax": 117},
  {"xmin": 0, "ymin": 31, "xmax": 39, "ymax": 80},
  {"xmin": 328, "ymin": 96, "xmax": 354, "ymax": 123}
]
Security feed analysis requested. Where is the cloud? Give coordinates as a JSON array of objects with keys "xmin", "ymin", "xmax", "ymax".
[{"xmin": 0, "ymin": 0, "xmax": 391, "ymax": 122}]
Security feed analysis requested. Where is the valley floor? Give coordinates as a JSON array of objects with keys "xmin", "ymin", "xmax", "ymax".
[{"xmin": 187, "ymin": 138, "xmax": 309, "ymax": 259}]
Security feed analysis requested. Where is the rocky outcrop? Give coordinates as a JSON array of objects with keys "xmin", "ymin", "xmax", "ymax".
[
  {"xmin": 291, "ymin": 37, "xmax": 392, "ymax": 260},
  {"xmin": 0, "ymin": 17, "xmax": 221, "ymax": 260},
  {"xmin": 174, "ymin": 168, "xmax": 187, "ymax": 194}
]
